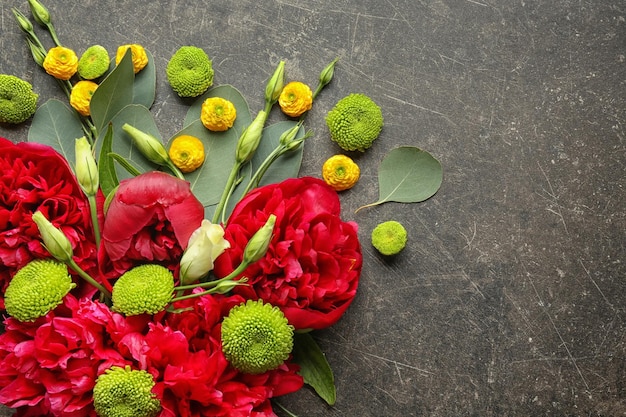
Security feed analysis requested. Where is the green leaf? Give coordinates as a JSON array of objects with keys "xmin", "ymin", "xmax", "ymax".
[
  {"xmin": 94, "ymin": 104, "xmax": 162, "ymax": 181},
  {"xmin": 108, "ymin": 152, "xmax": 143, "ymax": 176},
  {"xmin": 133, "ymin": 50, "xmax": 156, "ymax": 108},
  {"xmin": 292, "ymin": 332, "xmax": 336, "ymax": 405},
  {"xmin": 98, "ymin": 124, "xmax": 118, "ymax": 197},
  {"xmin": 183, "ymin": 84, "xmax": 251, "ymax": 128},
  {"xmin": 356, "ymin": 146, "xmax": 442, "ymax": 212},
  {"xmin": 90, "ymin": 49, "xmax": 134, "ymax": 134},
  {"xmin": 27, "ymin": 99, "xmax": 84, "ymax": 161}
]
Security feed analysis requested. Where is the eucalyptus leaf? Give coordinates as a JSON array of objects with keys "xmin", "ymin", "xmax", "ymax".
[
  {"xmin": 356, "ymin": 146, "xmax": 442, "ymax": 212},
  {"xmin": 98, "ymin": 124, "xmax": 118, "ymax": 197},
  {"xmin": 94, "ymin": 104, "xmax": 162, "ymax": 181},
  {"xmin": 90, "ymin": 49, "xmax": 134, "ymax": 134},
  {"xmin": 27, "ymin": 99, "xmax": 84, "ymax": 161},
  {"xmin": 133, "ymin": 50, "xmax": 156, "ymax": 108},
  {"xmin": 292, "ymin": 332, "xmax": 336, "ymax": 406},
  {"xmin": 183, "ymin": 84, "xmax": 251, "ymax": 129}
]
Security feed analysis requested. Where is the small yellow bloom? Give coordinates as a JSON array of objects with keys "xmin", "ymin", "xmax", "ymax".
[
  {"xmin": 278, "ymin": 81, "xmax": 313, "ymax": 118},
  {"xmin": 201, "ymin": 97, "xmax": 237, "ymax": 132},
  {"xmin": 43, "ymin": 46, "xmax": 78, "ymax": 80},
  {"xmin": 115, "ymin": 44, "xmax": 148, "ymax": 74},
  {"xmin": 168, "ymin": 135, "xmax": 205, "ymax": 173},
  {"xmin": 69, "ymin": 80, "xmax": 98, "ymax": 116},
  {"xmin": 322, "ymin": 154, "xmax": 360, "ymax": 191}
]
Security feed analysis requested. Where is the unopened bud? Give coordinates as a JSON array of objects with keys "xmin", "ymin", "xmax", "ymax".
[
  {"xmin": 319, "ymin": 57, "xmax": 339, "ymax": 88},
  {"xmin": 279, "ymin": 123, "xmax": 302, "ymax": 146},
  {"xmin": 32, "ymin": 211, "xmax": 74, "ymax": 263},
  {"xmin": 213, "ymin": 278, "xmax": 248, "ymax": 294},
  {"xmin": 235, "ymin": 110, "xmax": 267, "ymax": 164},
  {"xmin": 27, "ymin": 39, "xmax": 46, "ymax": 67},
  {"xmin": 28, "ymin": 0, "xmax": 51, "ymax": 27},
  {"xmin": 75, "ymin": 137, "xmax": 99, "ymax": 196},
  {"xmin": 264, "ymin": 61, "xmax": 285, "ymax": 104},
  {"xmin": 12, "ymin": 8, "xmax": 34, "ymax": 34},
  {"xmin": 122, "ymin": 123, "xmax": 170, "ymax": 166},
  {"xmin": 242, "ymin": 214, "xmax": 276, "ymax": 265}
]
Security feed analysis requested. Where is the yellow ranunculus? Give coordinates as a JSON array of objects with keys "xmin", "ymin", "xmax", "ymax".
[
  {"xmin": 278, "ymin": 81, "xmax": 313, "ymax": 117},
  {"xmin": 43, "ymin": 46, "xmax": 78, "ymax": 80},
  {"xmin": 168, "ymin": 134, "xmax": 205, "ymax": 173},
  {"xmin": 200, "ymin": 97, "xmax": 237, "ymax": 132},
  {"xmin": 69, "ymin": 80, "xmax": 98, "ymax": 116},
  {"xmin": 322, "ymin": 154, "xmax": 360, "ymax": 191},
  {"xmin": 115, "ymin": 44, "xmax": 148, "ymax": 74}
]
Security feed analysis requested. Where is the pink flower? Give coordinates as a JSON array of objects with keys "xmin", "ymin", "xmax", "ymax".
[
  {"xmin": 214, "ymin": 177, "xmax": 362, "ymax": 330},
  {"xmin": 101, "ymin": 171, "xmax": 204, "ymax": 275},
  {"xmin": 0, "ymin": 138, "xmax": 99, "ymax": 307}
]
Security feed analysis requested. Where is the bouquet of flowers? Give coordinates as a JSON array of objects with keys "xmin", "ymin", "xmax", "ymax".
[{"xmin": 0, "ymin": 1, "xmax": 443, "ymax": 416}]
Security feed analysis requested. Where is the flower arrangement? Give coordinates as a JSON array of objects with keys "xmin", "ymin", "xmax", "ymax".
[{"xmin": 0, "ymin": 1, "xmax": 444, "ymax": 416}]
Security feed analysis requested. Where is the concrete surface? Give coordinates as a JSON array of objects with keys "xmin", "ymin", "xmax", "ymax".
[{"xmin": 0, "ymin": 0, "xmax": 624, "ymax": 416}]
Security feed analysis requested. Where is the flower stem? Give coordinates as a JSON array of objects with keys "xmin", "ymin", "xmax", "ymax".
[
  {"xmin": 67, "ymin": 258, "xmax": 111, "ymax": 299},
  {"xmin": 212, "ymin": 160, "xmax": 242, "ymax": 225},
  {"xmin": 165, "ymin": 160, "xmax": 185, "ymax": 180},
  {"xmin": 88, "ymin": 195, "xmax": 101, "ymax": 248},
  {"xmin": 174, "ymin": 261, "xmax": 249, "ymax": 292}
]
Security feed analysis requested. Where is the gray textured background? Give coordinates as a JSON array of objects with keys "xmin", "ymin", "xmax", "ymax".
[{"xmin": 1, "ymin": 0, "xmax": 625, "ymax": 416}]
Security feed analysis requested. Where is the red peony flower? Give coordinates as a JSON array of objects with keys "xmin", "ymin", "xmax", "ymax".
[
  {"xmin": 101, "ymin": 171, "xmax": 204, "ymax": 275},
  {"xmin": 213, "ymin": 177, "xmax": 362, "ymax": 330},
  {"xmin": 0, "ymin": 138, "xmax": 99, "ymax": 307},
  {"xmin": 0, "ymin": 295, "xmax": 130, "ymax": 417}
]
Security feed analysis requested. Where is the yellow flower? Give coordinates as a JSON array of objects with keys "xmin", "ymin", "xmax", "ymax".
[
  {"xmin": 70, "ymin": 80, "xmax": 98, "ymax": 116},
  {"xmin": 43, "ymin": 46, "xmax": 78, "ymax": 80},
  {"xmin": 278, "ymin": 81, "xmax": 313, "ymax": 118},
  {"xmin": 168, "ymin": 135, "xmax": 205, "ymax": 173},
  {"xmin": 115, "ymin": 44, "xmax": 148, "ymax": 74},
  {"xmin": 322, "ymin": 154, "xmax": 360, "ymax": 191},
  {"xmin": 201, "ymin": 97, "xmax": 237, "ymax": 132}
]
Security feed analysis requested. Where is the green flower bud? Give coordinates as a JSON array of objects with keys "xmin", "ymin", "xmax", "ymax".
[
  {"xmin": 28, "ymin": 0, "xmax": 51, "ymax": 27},
  {"xmin": 371, "ymin": 220, "xmax": 408, "ymax": 256},
  {"xmin": 78, "ymin": 45, "xmax": 110, "ymax": 80},
  {"xmin": 112, "ymin": 264, "xmax": 174, "ymax": 316},
  {"xmin": 278, "ymin": 122, "xmax": 302, "ymax": 147},
  {"xmin": 122, "ymin": 123, "xmax": 170, "ymax": 166},
  {"xmin": 32, "ymin": 211, "xmax": 74, "ymax": 263},
  {"xmin": 4, "ymin": 259, "xmax": 75, "ymax": 322},
  {"xmin": 242, "ymin": 214, "xmax": 275, "ymax": 265},
  {"xmin": 27, "ymin": 39, "xmax": 46, "ymax": 67},
  {"xmin": 264, "ymin": 60, "xmax": 285, "ymax": 104},
  {"xmin": 75, "ymin": 136, "xmax": 99, "ymax": 196},
  {"xmin": 93, "ymin": 365, "xmax": 160, "ymax": 417},
  {"xmin": 221, "ymin": 299, "xmax": 294, "ymax": 374},
  {"xmin": 12, "ymin": 8, "xmax": 34, "ymax": 34},
  {"xmin": 319, "ymin": 57, "xmax": 339, "ymax": 89},
  {"xmin": 235, "ymin": 110, "xmax": 267, "ymax": 164}
]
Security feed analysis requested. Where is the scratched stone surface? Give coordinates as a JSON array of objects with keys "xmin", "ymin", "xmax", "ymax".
[{"xmin": 1, "ymin": 0, "xmax": 625, "ymax": 416}]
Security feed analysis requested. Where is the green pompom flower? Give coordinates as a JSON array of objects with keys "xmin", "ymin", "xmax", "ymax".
[
  {"xmin": 325, "ymin": 93, "xmax": 383, "ymax": 152},
  {"xmin": 4, "ymin": 259, "xmax": 75, "ymax": 322},
  {"xmin": 371, "ymin": 220, "xmax": 408, "ymax": 256},
  {"xmin": 221, "ymin": 299, "xmax": 294, "ymax": 374},
  {"xmin": 112, "ymin": 264, "xmax": 174, "ymax": 316},
  {"xmin": 0, "ymin": 74, "xmax": 38, "ymax": 124},
  {"xmin": 93, "ymin": 365, "xmax": 160, "ymax": 417},
  {"xmin": 166, "ymin": 46, "xmax": 214, "ymax": 97},
  {"xmin": 77, "ymin": 45, "xmax": 110, "ymax": 79}
]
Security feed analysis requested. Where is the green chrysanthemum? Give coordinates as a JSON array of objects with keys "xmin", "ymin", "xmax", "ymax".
[
  {"xmin": 93, "ymin": 365, "xmax": 160, "ymax": 417},
  {"xmin": 371, "ymin": 220, "xmax": 408, "ymax": 256},
  {"xmin": 77, "ymin": 45, "xmax": 110, "ymax": 79},
  {"xmin": 112, "ymin": 264, "xmax": 174, "ymax": 316},
  {"xmin": 166, "ymin": 46, "xmax": 214, "ymax": 97},
  {"xmin": 325, "ymin": 93, "xmax": 384, "ymax": 152},
  {"xmin": 4, "ymin": 259, "xmax": 75, "ymax": 322},
  {"xmin": 0, "ymin": 74, "xmax": 38, "ymax": 124},
  {"xmin": 221, "ymin": 299, "xmax": 294, "ymax": 374}
]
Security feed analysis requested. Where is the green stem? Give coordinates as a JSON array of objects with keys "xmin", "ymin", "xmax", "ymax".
[
  {"xmin": 212, "ymin": 161, "xmax": 242, "ymax": 224},
  {"xmin": 88, "ymin": 195, "xmax": 101, "ymax": 248},
  {"xmin": 241, "ymin": 146, "xmax": 284, "ymax": 196},
  {"xmin": 174, "ymin": 261, "xmax": 249, "ymax": 292},
  {"xmin": 272, "ymin": 401, "xmax": 300, "ymax": 417},
  {"xmin": 67, "ymin": 259, "xmax": 111, "ymax": 299},
  {"xmin": 165, "ymin": 160, "xmax": 185, "ymax": 180},
  {"xmin": 46, "ymin": 23, "xmax": 62, "ymax": 47}
]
